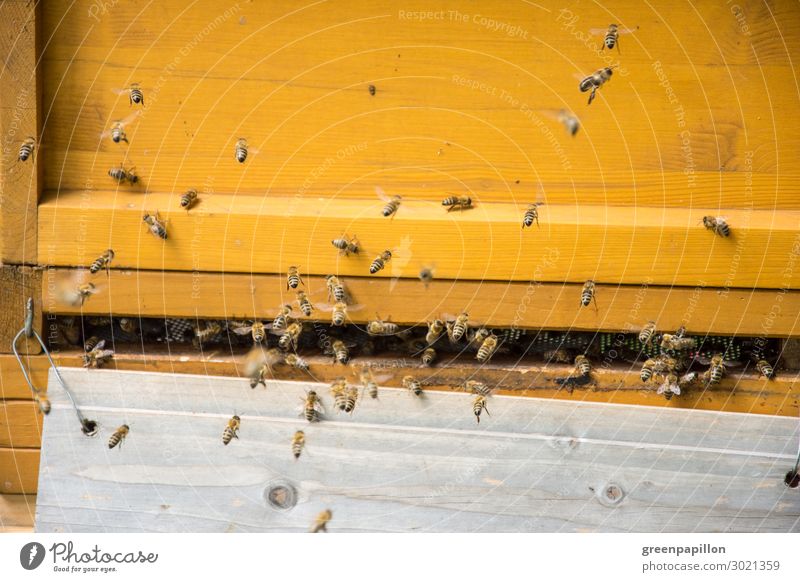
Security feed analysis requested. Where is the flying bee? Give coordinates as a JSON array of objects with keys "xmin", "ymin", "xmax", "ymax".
[
  {"xmin": 589, "ymin": 24, "xmax": 637, "ymax": 52},
  {"xmin": 108, "ymin": 424, "xmax": 130, "ymax": 449},
  {"xmin": 369, "ymin": 250, "xmax": 392, "ymax": 274},
  {"xmin": 447, "ymin": 312, "xmax": 469, "ymax": 342},
  {"xmin": 272, "ymin": 304, "xmax": 293, "ymax": 330},
  {"xmin": 367, "ymin": 316, "xmax": 398, "ymax": 336},
  {"xmin": 108, "ymin": 164, "xmax": 138, "ymax": 184},
  {"xmin": 442, "ymin": 195, "xmax": 473, "ymax": 212},
  {"xmin": 301, "ymin": 390, "xmax": 324, "ymax": 422},
  {"xmin": 119, "ymin": 317, "xmax": 138, "ymax": 334},
  {"xmin": 249, "ymin": 364, "xmax": 268, "ymax": 389},
  {"xmin": 180, "ymin": 188, "xmax": 198, "ymax": 210},
  {"xmin": 18, "ymin": 137, "xmax": 35, "ymax": 161},
  {"xmin": 331, "ymin": 234, "xmax": 359, "ymax": 256},
  {"xmin": 233, "ymin": 321, "xmax": 268, "ymax": 343},
  {"xmin": 580, "ymin": 280, "xmax": 597, "ymax": 310},
  {"xmin": 640, "ymin": 358, "xmax": 656, "ymax": 382},
  {"xmin": 702, "ymin": 216, "xmax": 731, "ymax": 237},
  {"xmin": 376, "ymin": 186, "xmax": 402, "ymax": 218},
  {"xmin": 638, "ymin": 321, "xmax": 657, "ymax": 345},
  {"xmin": 34, "ymin": 393, "xmax": 51, "ymax": 415},
  {"xmin": 473, "ymin": 395, "xmax": 489, "ymax": 423},
  {"xmin": 193, "ymin": 322, "xmax": 222, "ymax": 348},
  {"xmin": 368, "ymin": 84, "xmax": 376, "ymax": 95},
  {"xmin": 575, "ymin": 354, "xmax": 592, "ymax": 376},
  {"xmin": 558, "ymin": 109, "xmax": 580, "ymax": 136},
  {"xmin": 143, "ymin": 211, "xmax": 168, "ymax": 239},
  {"xmin": 418, "ymin": 265, "xmax": 435, "ymax": 288},
  {"xmin": 287, "ymin": 266, "xmax": 303, "ymax": 289},
  {"xmin": 234, "ymin": 138, "xmax": 248, "ymax": 163},
  {"xmin": 284, "ymin": 353, "xmax": 310, "ymax": 372},
  {"xmin": 756, "ymin": 359, "xmax": 775, "ymax": 379},
  {"xmin": 331, "ymin": 339, "xmax": 350, "ymax": 364},
  {"xmin": 543, "ymin": 348, "xmax": 572, "ymax": 364},
  {"xmin": 660, "ymin": 334, "xmax": 696, "ymax": 351},
  {"xmin": 657, "ymin": 373, "xmax": 680, "ymax": 399},
  {"xmin": 310, "ymin": 509, "xmax": 332, "ymax": 533},
  {"xmin": 100, "ymin": 110, "xmax": 140, "ymax": 144},
  {"xmin": 61, "ymin": 282, "xmax": 96, "ymax": 307},
  {"xmin": 292, "ymin": 430, "xmax": 306, "ymax": 459},
  {"xmin": 421, "ymin": 347, "xmax": 437, "ymax": 366},
  {"xmin": 222, "ymin": 415, "xmax": 241, "ymax": 445},
  {"xmin": 463, "ymin": 380, "xmax": 492, "ymax": 396},
  {"xmin": 277, "ymin": 322, "xmax": 303, "ymax": 351},
  {"xmin": 83, "ymin": 339, "xmax": 114, "ymax": 368},
  {"xmin": 296, "ymin": 291, "xmax": 314, "ymax": 316},
  {"xmin": 403, "ymin": 375, "xmax": 423, "ymax": 396},
  {"xmin": 326, "ymin": 275, "xmax": 346, "ymax": 302},
  {"xmin": 476, "ymin": 334, "xmax": 499, "ymax": 363},
  {"xmin": 89, "ymin": 249, "xmax": 115, "ymax": 275},
  {"xmin": 128, "ymin": 83, "xmax": 144, "ymax": 105},
  {"xmin": 331, "ymin": 302, "xmax": 348, "ymax": 326},
  {"xmin": 579, "ymin": 67, "xmax": 615, "ymax": 105},
  {"xmin": 426, "ymin": 319, "xmax": 446, "ymax": 345},
  {"xmin": 703, "ymin": 354, "xmax": 726, "ymax": 385}
]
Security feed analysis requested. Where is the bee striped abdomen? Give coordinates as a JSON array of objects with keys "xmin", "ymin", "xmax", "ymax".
[
  {"xmin": 180, "ymin": 189, "xmax": 198, "ymax": 209},
  {"xmin": 473, "ymin": 396, "xmax": 488, "ymax": 423},
  {"xmin": 580, "ymin": 281, "xmax": 596, "ymax": 307},
  {"xmin": 522, "ymin": 204, "xmax": 540, "ymax": 228},
  {"xmin": 382, "ymin": 196, "xmax": 401, "ymax": 217},
  {"xmin": 292, "ymin": 431, "xmax": 305, "ymax": 459},
  {"xmin": 575, "ymin": 355, "xmax": 592, "ymax": 376},
  {"xmin": 111, "ymin": 123, "xmax": 128, "ymax": 143},
  {"xmin": 756, "ymin": 360, "xmax": 774, "ymax": 379},
  {"xmin": 604, "ymin": 24, "xmax": 618, "ymax": 49},
  {"xmin": 222, "ymin": 416, "xmax": 240, "ymax": 445},
  {"xmin": 639, "ymin": 321, "xmax": 656, "ymax": 345},
  {"xmin": 640, "ymin": 359, "xmax": 655, "ymax": 382},
  {"xmin": 421, "ymin": 348, "xmax": 436, "ymax": 366},
  {"xmin": 108, "ymin": 425, "xmax": 130, "ymax": 449},
  {"xmin": 18, "ymin": 138, "xmax": 34, "ymax": 162},
  {"xmin": 129, "ymin": 85, "xmax": 144, "ymax": 105},
  {"xmin": 234, "ymin": 138, "xmax": 248, "ymax": 163}
]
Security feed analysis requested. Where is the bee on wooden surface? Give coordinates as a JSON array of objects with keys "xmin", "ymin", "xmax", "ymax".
[
  {"xmin": 463, "ymin": 380, "xmax": 492, "ymax": 396},
  {"xmin": 579, "ymin": 67, "xmax": 615, "ymax": 105},
  {"xmin": 522, "ymin": 203, "xmax": 543, "ymax": 229},
  {"xmin": 367, "ymin": 317, "xmax": 398, "ymax": 336},
  {"xmin": 369, "ymin": 250, "xmax": 392, "ymax": 274},
  {"xmin": 590, "ymin": 24, "xmax": 637, "ymax": 52},
  {"xmin": 331, "ymin": 234, "xmax": 359, "ymax": 256},
  {"xmin": 143, "ymin": 211, "xmax": 168, "ymax": 240},
  {"xmin": 640, "ymin": 358, "xmax": 656, "ymax": 382},
  {"xmin": 284, "ymin": 353, "xmax": 310, "ymax": 372},
  {"xmin": 442, "ymin": 195, "xmax": 473, "ymax": 212},
  {"xmin": 108, "ymin": 164, "xmax": 138, "ymax": 184},
  {"xmin": 368, "ymin": 84, "xmax": 376, "ymax": 96},
  {"xmin": 83, "ymin": 339, "xmax": 114, "ymax": 368},
  {"xmin": 472, "ymin": 395, "xmax": 489, "ymax": 423},
  {"xmin": 277, "ymin": 322, "xmax": 303, "ymax": 351},
  {"xmin": 702, "ymin": 354, "xmax": 726, "ymax": 386},
  {"xmin": 272, "ymin": 304, "xmax": 293, "ymax": 330},
  {"xmin": 468, "ymin": 328, "xmax": 490, "ymax": 350},
  {"xmin": 83, "ymin": 335, "xmax": 101, "ymax": 352},
  {"xmin": 310, "ymin": 509, "xmax": 332, "ymax": 533},
  {"xmin": 180, "ymin": 188, "xmax": 198, "ymax": 210},
  {"xmin": 233, "ymin": 321, "xmax": 268, "ymax": 343},
  {"xmin": 108, "ymin": 424, "xmax": 130, "ymax": 449},
  {"xmin": 193, "ymin": 322, "xmax": 222, "ymax": 348},
  {"xmin": 18, "ymin": 137, "xmax": 35, "ymax": 162},
  {"xmin": 418, "ymin": 265, "xmax": 435, "ymax": 288},
  {"xmin": 426, "ymin": 319, "xmax": 445, "ymax": 345},
  {"xmin": 580, "ymin": 280, "xmax": 597, "ymax": 310},
  {"xmin": 291, "ymin": 430, "xmax": 306, "ymax": 459},
  {"xmin": 222, "ymin": 415, "xmax": 240, "ymax": 445},
  {"xmin": 301, "ymin": 390, "xmax": 324, "ymax": 423},
  {"xmin": 119, "ymin": 317, "xmax": 138, "ymax": 334},
  {"xmin": 403, "ymin": 375, "xmax": 423, "ymax": 396},
  {"xmin": 234, "ymin": 138, "xmax": 248, "ymax": 163},
  {"xmin": 575, "ymin": 354, "xmax": 592, "ymax": 376},
  {"xmin": 296, "ymin": 291, "xmax": 314, "ymax": 316},
  {"xmin": 377, "ymin": 187, "xmax": 402, "ymax": 218},
  {"xmin": 357, "ymin": 366, "xmax": 378, "ymax": 399},
  {"xmin": 89, "ymin": 249, "xmax": 115, "ymax": 275},
  {"xmin": 638, "ymin": 321, "xmax": 656, "ymax": 346},
  {"xmin": 34, "ymin": 393, "xmax": 51, "ymax": 415},
  {"xmin": 657, "ymin": 373, "xmax": 680, "ymax": 399},
  {"xmin": 331, "ymin": 339, "xmax": 350, "ymax": 364},
  {"xmin": 660, "ymin": 334, "xmax": 696, "ymax": 351},
  {"xmin": 331, "ymin": 380, "xmax": 358, "ymax": 414},
  {"xmin": 476, "ymin": 334, "xmax": 499, "ymax": 363},
  {"xmin": 326, "ymin": 275, "xmax": 346, "ymax": 302},
  {"xmin": 447, "ymin": 312, "xmax": 469, "ymax": 342},
  {"xmin": 330, "ymin": 302, "xmax": 349, "ymax": 327},
  {"xmin": 287, "ymin": 266, "xmax": 303, "ymax": 290},
  {"xmin": 756, "ymin": 359, "xmax": 775, "ymax": 379},
  {"xmin": 421, "ymin": 347, "xmax": 437, "ymax": 366},
  {"xmin": 702, "ymin": 216, "xmax": 731, "ymax": 237}
]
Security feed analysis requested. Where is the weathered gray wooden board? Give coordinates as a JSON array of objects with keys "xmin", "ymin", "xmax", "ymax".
[{"xmin": 35, "ymin": 368, "xmax": 800, "ymax": 533}]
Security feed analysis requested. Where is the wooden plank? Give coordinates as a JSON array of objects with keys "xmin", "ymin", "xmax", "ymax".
[
  {"xmin": 0, "ymin": 354, "xmax": 49, "ymax": 400},
  {"xmin": 0, "ymin": 493, "xmax": 35, "ymax": 532},
  {"xmin": 38, "ymin": 190, "xmax": 800, "ymax": 288},
  {"xmin": 44, "ymin": 267, "xmax": 800, "ymax": 337},
  {"xmin": 0, "ymin": 0, "xmax": 39, "ymax": 264},
  {"xmin": 0, "ymin": 265, "xmax": 42, "ymax": 354},
  {"xmin": 39, "ymin": 1, "xmax": 800, "ymax": 208},
  {"xmin": 0, "ymin": 447, "xmax": 38, "ymax": 494},
  {"xmin": 35, "ymin": 369, "xmax": 800, "ymax": 532},
  {"xmin": 0, "ymin": 400, "xmax": 42, "ymax": 448}
]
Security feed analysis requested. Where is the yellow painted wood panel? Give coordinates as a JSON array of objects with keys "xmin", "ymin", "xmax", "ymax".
[
  {"xmin": 40, "ymin": 0, "xmax": 800, "ymax": 207},
  {"xmin": 39, "ymin": 190, "xmax": 800, "ymax": 288},
  {"xmin": 0, "ymin": 401, "xmax": 42, "ymax": 449},
  {"xmin": 0, "ymin": 448, "xmax": 38, "ymax": 494},
  {"xmin": 0, "ymin": 355, "xmax": 48, "ymax": 400},
  {"xmin": 45, "ymin": 268, "xmax": 800, "ymax": 337}
]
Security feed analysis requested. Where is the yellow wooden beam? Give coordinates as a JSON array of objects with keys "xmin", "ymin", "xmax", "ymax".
[
  {"xmin": 0, "ymin": 494, "xmax": 35, "ymax": 532},
  {"xmin": 0, "ymin": 401, "xmax": 42, "ymax": 449},
  {"xmin": 0, "ymin": 448, "xmax": 38, "ymax": 494}
]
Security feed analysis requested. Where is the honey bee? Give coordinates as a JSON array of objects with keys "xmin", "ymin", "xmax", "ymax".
[
  {"xmin": 638, "ymin": 321, "xmax": 656, "ymax": 345},
  {"xmin": 640, "ymin": 358, "xmax": 656, "ymax": 382},
  {"xmin": 657, "ymin": 373, "xmax": 680, "ymax": 399},
  {"xmin": 18, "ymin": 137, "xmax": 35, "ymax": 162},
  {"xmin": 61, "ymin": 282, "xmax": 97, "ymax": 307},
  {"xmin": 89, "ymin": 249, "xmax": 115, "ymax": 275},
  {"xmin": 522, "ymin": 203, "xmax": 543, "ymax": 228},
  {"xmin": 331, "ymin": 339, "xmax": 350, "ymax": 364},
  {"xmin": 109, "ymin": 122, "xmax": 128, "ymax": 144},
  {"xmin": 108, "ymin": 164, "xmax": 138, "ymax": 184},
  {"xmin": 331, "ymin": 379, "xmax": 358, "ymax": 414},
  {"xmin": 180, "ymin": 188, "xmax": 198, "ymax": 210},
  {"xmin": 580, "ymin": 280, "xmax": 597, "ymax": 310},
  {"xmin": 379, "ymin": 191, "xmax": 402, "ymax": 218},
  {"xmin": 193, "ymin": 322, "xmax": 222, "ymax": 348},
  {"xmin": 34, "ymin": 393, "xmax": 51, "ymax": 415},
  {"xmin": 292, "ymin": 430, "xmax": 306, "ymax": 459},
  {"xmin": 369, "ymin": 250, "xmax": 392, "ymax": 274},
  {"xmin": 249, "ymin": 364, "xmax": 268, "ymax": 389},
  {"xmin": 272, "ymin": 305, "xmax": 293, "ymax": 330},
  {"xmin": 108, "ymin": 424, "xmax": 130, "ymax": 449},
  {"xmin": 447, "ymin": 312, "xmax": 469, "ymax": 342},
  {"xmin": 473, "ymin": 395, "xmax": 489, "ymax": 423},
  {"xmin": 329, "ymin": 302, "xmax": 348, "ymax": 326},
  {"xmin": 222, "ymin": 415, "xmax": 241, "ymax": 445},
  {"xmin": 326, "ymin": 275, "xmax": 346, "ymax": 302},
  {"xmin": 701, "ymin": 354, "xmax": 726, "ymax": 386},
  {"xmin": 543, "ymin": 348, "xmax": 572, "ymax": 364},
  {"xmin": 84, "ymin": 335, "xmax": 101, "ymax": 352},
  {"xmin": 143, "ymin": 211, "xmax": 167, "ymax": 239},
  {"xmin": 284, "ymin": 353, "xmax": 310, "ymax": 372},
  {"xmin": 277, "ymin": 322, "xmax": 303, "ymax": 351},
  {"xmin": 235, "ymin": 138, "xmax": 248, "ymax": 163},
  {"xmin": 296, "ymin": 291, "xmax": 314, "ymax": 316},
  {"xmin": 426, "ymin": 319, "xmax": 445, "ymax": 345},
  {"xmin": 366, "ymin": 317, "xmax": 398, "ymax": 336},
  {"xmin": 357, "ymin": 366, "xmax": 389, "ymax": 399},
  {"xmin": 403, "ymin": 375, "xmax": 423, "ymax": 396},
  {"xmin": 310, "ymin": 509, "xmax": 332, "ymax": 533},
  {"xmin": 418, "ymin": 266, "xmax": 435, "ymax": 288},
  {"xmin": 233, "ymin": 321, "xmax": 268, "ymax": 343},
  {"xmin": 287, "ymin": 266, "xmax": 303, "ymax": 289},
  {"xmin": 463, "ymin": 380, "xmax": 492, "ymax": 396},
  {"xmin": 127, "ymin": 83, "xmax": 144, "ymax": 105},
  {"xmin": 301, "ymin": 390, "xmax": 324, "ymax": 422},
  {"xmin": 476, "ymin": 334, "xmax": 499, "ymax": 363},
  {"xmin": 575, "ymin": 354, "xmax": 592, "ymax": 376},
  {"xmin": 660, "ymin": 334, "xmax": 696, "ymax": 351},
  {"xmin": 421, "ymin": 347, "xmax": 437, "ymax": 366},
  {"xmin": 702, "ymin": 216, "xmax": 731, "ymax": 237},
  {"xmin": 119, "ymin": 317, "xmax": 138, "ymax": 334},
  {"xmin": 83, "ymin": 339, "xmax": 114, "ymax": 368},
  {"xmin": 579, "ymin": 67, "xmax": 615, "ymax": 105},
  {"xmin": 589, "ymin": 24, "xmax": 637, "ymax": 52},
  {"xmin": 442, "ymin": 195, "xmax": 473, "ymax": 212},
  {"xmin": 368, "ymin": 84, "xmax": 376, "ymax": 95},
  {"xmin": 331, "ymin": 234, "xmax": 359, "ymax": 256},
  {"xmin": 756, "ymin": 359, "xmax": 775, "ymax": 379},
  {"xmin": 558, "ymin": 109, "xmax": 580, "ymax": 136}
]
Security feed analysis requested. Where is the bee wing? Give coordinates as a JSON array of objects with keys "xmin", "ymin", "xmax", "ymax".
[
  {"xmin": 375, "ymin": 185, "xmax": 392, "ymax": 203},
  {"xmin": 232, "ymin": 326, "xmax": 253, "ymax": 335},
  {"xmin": 99, "ymin": 111, "xmax": 141, "ymax": 138},
  {"xmin": 617, "ymin": 26, "xmax": 638, "ymax": 35},
  {"xmin": 111, "ymin": 87, "xmax": 130, "ymax": 95},
  {"xmin": 371, "ymin": 373, "xmax": 393, "ymax": 384},
  {"xmin": 347, "ymin": 303, "xmax": 364, "ymax": 312},
  {"xmin": 588, "ymin": 27, "xmax": 608, "ymax": 35},
  {"xmin": 98, "ymin": 349, "xmax": 115, "ymax": 358},
  {"xmin": 94, "ymin": 339, "xmax": 107, "ymax": 350}
]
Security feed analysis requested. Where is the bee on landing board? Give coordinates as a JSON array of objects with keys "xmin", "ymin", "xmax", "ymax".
[
  {"xmin": 446, "ymin": 312, "xmax": 469, "ymax": 342},
  {"xmin": 180, "ymin": 189, "xmax": 199, "ymax": 210},
  {"xmin": 310, "ymin": 509, "xmax": 332, "ymax": 533},
  {"xmin": 108, "ymin": 164, "xmax": 138, "ymax": 184},
  {"xmin": 702, "ymin": 216, "xmax": 731, "ymax": 237},
  {"xmin": 291, "ymin": 430, "xmax": 305, "ymax": 459},
  {"xmin": 522, "ymin": 203, "xmax": 543, "ymax": 228},
  {"xmin": 300, "ymin": 390, "xmax": 324, "ymax": 423},
  {"xmin": 442, "ymin": 195, "xmax": 473, "ymax": 212},
  {"xmin": 108, "ymin": 424, "xmax": 130, "ymax": 449},
  {"xmin": 756, "ymin": 359, "xmax": 775, "ymax": 379},
  {"xmin": 421, "ymin": 347, "xmax": 437, "ymax": 366},
  {"xmin": 234, "ymin": 138, "xmax": 248, "ymax": 163},
  {"xmin": 580, "ymin": 280, "xmax": 597, "ymax": 310},
  {"xmin": 284, "ymin": 353, "xmax": 310, "ymax": 372},
  {"xmin": 579, "ymin": 67, "xmax": 615, "ymax": 105},
  {"xmin": 89, "ymin": 249, "xmax": 115, "ymax": 275},
  {"xmin": 369, "ymin": 250, "xmax": 392, "ymax": 274},
  {"xmin": 326, "ymin": 275, "xmax": 346, "ymax": 303},
  {"xmin": 575, "ymin": 354, "xmax": 592, "ymax": 376},
  {"xmin": 463, "ymin": 380, "xmax": 493, "ymax": 397},
  {"xmin": 296, "ymin": 291, "xmax": 314, "ymax": 316},
  {"xmin": 638, "ymin": 321, "xmax": 656, "ymax": 345},
  {"xmin": 403, "ymin": 375, "xmax": 423, "ymax": 396},
  {"xmin": 18, "ymin": 137, "xmax": 35, "ymax": 162},
  {"xmin": 476, "ymin": 334, "xmax": 499, "ymax": 363},
  {"xmin": 222, "ymin": 415, "xmax": 240, "ymax": 445},
  {"xmin": 426, "ymin": 319, "xmax": 446, "ymax": 345},
  {"xmin": 703, "ymin": 354, "xmax": 726, "ymax": 386},
  {"xmin": 331, "ymin": 235, "xmax": 360, "ymax": 256},
  {"xmin": 472, "ymin": 395, "xmax": 489, "ymax": 423},
  {"xmin": 287, "ymin": 266, "xmax": 303, "ymax": 289},
  {"xmin": 143, "ymin": 211, "xmax": 168, "ymax": 240},
  {"xmin": 232, "ymin": 321, "xmax": 268, "ymax": 343},
  {"xmin": 331, "ymin": 339, "xmax": 351, "ymax": 364}
]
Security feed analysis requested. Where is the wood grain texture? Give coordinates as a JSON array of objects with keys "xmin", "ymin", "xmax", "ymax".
[
  {"xmin": 0, "ymin": 400, "xmax": 43, "ymax": 449},
  {"xmin": 0, "ymin": 265, "xmax": 42, "ymax": 355},
  {"xmin": 0, "ymin": 354, "xmax": 49, "ymax": 400},
  {"xmin": 44, "ymin": 267, "xmax": 800, "ymax": 337},
  {"xmin": 0, "ymin": 447, "xmax": 38, "ymax": 494},
  {"xmin": 0, "ymin": 0, "xmax": 39, "ymax": 264},
  {"xmin": 35, "ymin": 369, "xmax": 800, "ymax": 532},
  {"xmin": 38, "ymin": 189, "xmax": 800, "ymax": 287},
  {"xmin": 39, "ymin": 0, "xmax": 800, "ymax": 208},
  {"xmin": 0, "ymin": 493, "xmax": 35, "ymax": 532}
]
